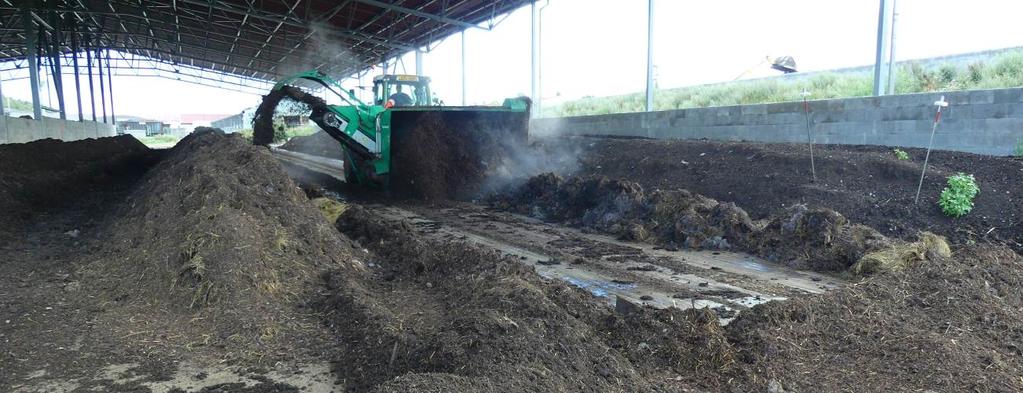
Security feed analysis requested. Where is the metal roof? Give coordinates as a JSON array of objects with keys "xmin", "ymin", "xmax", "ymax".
[{"xmin": 1, "ymin": 0, "xmax": 531, "ymax": 84}]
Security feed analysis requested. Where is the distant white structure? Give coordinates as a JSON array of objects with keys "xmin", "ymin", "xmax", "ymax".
[
  {"xmin": 211, "ymin": 108, "xmax": 256, "ymax": 133},
  {"xmin": 179, "ymin": 113, "xmax": 232, "ymax": 130}
]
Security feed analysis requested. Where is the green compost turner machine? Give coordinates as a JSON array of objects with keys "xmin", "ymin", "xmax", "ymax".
[{"xmin": 253, "ymin": 70, "xmax": 530, "ymax": 199}]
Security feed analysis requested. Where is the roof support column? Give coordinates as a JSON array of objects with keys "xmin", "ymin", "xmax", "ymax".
[
  {"xmin": 872, "ymin": 0, "xmax": 895, "ymax": 96},
  {"xmin": 461, "ymin": 31, "xmax": 467, "ymax": 106},
  {"xmin": 0, "ymin": 69, "xmax": 6, "ymax": 116},
  {"xmin": 46, "ymin": 12, "xmax": 66, "ymax": 120},
  {"xmin": 86, "ymin": 41, "xmax": 96, "ymax": 122},
  {"xmin": 531, "ymin": 1, "xmax": 541, "ymax": 117},
  {"xmin": 106, "ymin": 49, "xmax": 115, "ymax": 124},
  {"xmin": 885, "ymin": 0, "xmax": 899, "ymax": 95},
  {"xmin": 71, "ymin": 25, "xmax": 84, "ymax": 121},
  {"xmin": 97, "ymin": 48, "xmax": 106, "ymax": 123},
  {"xmin": 415, "ymin": 49, "xmax": 424, "ymax": 76},
  {"xmin": 24, "ymin": 10, "xmax": 43, "ymax": 120},
  {"xmin": 0, "ymin": 73, "xmax": 5, "ymax": 142},
  {"xmin": 49, "ymin": 20, "xmax": 66, "ymax": 120},
  {"xmin": 645, "ymin": 0, "xmax": 655, "ymax": 112}
]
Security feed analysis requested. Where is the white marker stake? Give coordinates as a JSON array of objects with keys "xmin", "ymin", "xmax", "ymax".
[
  {"xmin": 914, "ymin": 95, "xmax": 949, "ymax": 205},
  {"xmin": 801, "ymin": 90, "xmax": 817, "ymax": 182}
]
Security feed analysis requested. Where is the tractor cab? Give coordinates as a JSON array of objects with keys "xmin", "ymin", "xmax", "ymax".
[{"xmin": 373, "ymin": 74, "xmax": 432, "ymax": 108}]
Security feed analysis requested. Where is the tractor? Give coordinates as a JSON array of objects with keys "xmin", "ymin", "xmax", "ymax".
[{"xmin": 253, "ymin": 70, "xmax": 530, "ymax": 199}]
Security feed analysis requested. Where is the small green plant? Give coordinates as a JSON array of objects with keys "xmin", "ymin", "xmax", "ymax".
[
  {"xmin": 893, "ymin": 149, "xmax": 910, "ymax": 161},
  {"xmin": 938, "ymin": 173, "xmax": 980, "ymax": 217},
  {"xmin": 1014, "ymin": 139, "xmax": 1023, "ymax": 157}
]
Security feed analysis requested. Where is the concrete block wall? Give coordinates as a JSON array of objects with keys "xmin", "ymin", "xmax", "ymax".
[
  {"xmin": 532, "ymin": 87, "xmax": 1023, "ymax": 156},
  {"xmin": 0, "ymin": 116, "xmax": 117, "ymax": 144}
]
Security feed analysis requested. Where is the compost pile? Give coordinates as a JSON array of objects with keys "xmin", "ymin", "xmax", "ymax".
[
  {"xmin": 279, "ymin": 130, "xmax": 343, "ymax": 159},
  {"xmin": 5, "ymin": 130, "xmax": 1021, "ymax": 392},
  {"xmin": 318, "ymin": 204, "xmax": 733, "ymax": 391},
  {"xmin": 491, "ymin": 173, "xmax": 949, "ymax": 273},
  {"xmin": 0, "ymin": 136, "xmax": 152, "ymax": 241},
  {"xmin": 576, "ymin": 138, "xmax": 1023, "ymax": 253},
  {"xmin": 724, "ymin": 244, "xmax": 1023, "ymax": 392},
  {"xmin": 76, "ymin": 128, "xmax": 358, "ymax": 361},
  {"xmin": 319, "ymin": 204, "xmax": 1023, "ymax": 392}
]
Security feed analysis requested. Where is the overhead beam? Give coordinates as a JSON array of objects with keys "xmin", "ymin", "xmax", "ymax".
[
  {"xmin": 1, "ymin": 0, "xmax": 534, "ymax": 85},
  {"xmin": 4, "ymin": 66, "xmax": 271, "ymax": 96},
  {"xmin": 69, "ymin": 32, "xmax": 289, "ymax": 78},
  {"xmin": 245, "ymin": 0, "xmax": 302, "ymax": 68},
  {"xmin": 173, "ymin": 0, "xmax": 417, "ymax": 51},
  {"xmin": 388, "ymin": 0, "xmax": 516, "ymax": 53},
  {"xmin": 0, "ymin": 8, "xmax": 299, "ymax": 56},
  {"xmin": 102, "ymin": 50, "xmax": 274, "ymax": 91},
  {"xmin": 268, "ymin": 1, "xmax": 354, "ymax": 72},
  {"xmin": 354, "ymin": 0, "xmax": 483, "ymax": 31},
  {"xmin": 340, "ymin": 0, "xmax": 526, "ymax": 78}
]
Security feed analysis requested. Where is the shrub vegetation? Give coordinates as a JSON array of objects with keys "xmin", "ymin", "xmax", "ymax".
[{"xmin": 938, "ymin": 173, "xmax": 980, "ymax": 218}]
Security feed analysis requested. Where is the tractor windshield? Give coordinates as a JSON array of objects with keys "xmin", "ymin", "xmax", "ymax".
[{"xmin": 374, "ymin": 79, "xmax": 430, "ymax": 107}]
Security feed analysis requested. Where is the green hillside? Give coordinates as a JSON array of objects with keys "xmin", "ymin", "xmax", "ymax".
[
  {"xmin": 3, "ymin": 96, "xmax": 35, "ymax": 112},
  {"xmin": 543, "ymin": 50, "xmax": 1023, "ymax": 118}
]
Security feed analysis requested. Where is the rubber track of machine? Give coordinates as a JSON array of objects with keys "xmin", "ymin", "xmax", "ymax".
[{"xmin": 252, "ymin": 85, "xmax": 330, "ymax": 146}]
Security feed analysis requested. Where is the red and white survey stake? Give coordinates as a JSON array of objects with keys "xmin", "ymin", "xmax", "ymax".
[
  {"xmin": 801, "ymin": 89, "xmax": 817, "ymax": 182},
  {"xmin": 914, "ymin": 95, "xmax": 950, "ymax": 204}
]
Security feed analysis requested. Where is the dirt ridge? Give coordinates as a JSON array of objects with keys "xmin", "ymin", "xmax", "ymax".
[
  {"xmin": 574, "ymin": 137, "xmax": 1022, "ymax": 253},
  {"xmin": 490, "ymin": 172, "xmax": 948, "ymax": 273},
  {"xmin": 76, "ymin": 128, "xmax": 357, "ymax": 363}
]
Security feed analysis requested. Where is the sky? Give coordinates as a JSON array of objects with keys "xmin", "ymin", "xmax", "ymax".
[{"xmin": 2, "ymin": 0, "xmax": 1022, "ymax": 121}]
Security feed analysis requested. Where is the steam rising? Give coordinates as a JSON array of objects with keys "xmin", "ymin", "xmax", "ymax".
[
  {"xmin": 278, "ymin": 22, "xmax": 363, "ymax": 85},
  {"xmin": 481, "ymin": 120, "xmax": 582, "ymax": 197}
]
